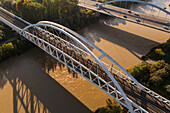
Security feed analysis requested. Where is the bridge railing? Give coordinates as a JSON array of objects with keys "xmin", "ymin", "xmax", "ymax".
[
  {"xmin": 36, "ymin": 23, "xmax": 170, "ymax": 107},
  {"xmin": 78, "ymin": 0, "xmax": 170, "ymax": 31},
  {"xmin": 21, "ymin": 25, "xmax": 150, "ymax": 112},
  {"xmin": 0, "ymin": 15, "xmax": 21, "ymax": 33},
  {"xmin": 38, "ymin": 21, "xmax": 170, "ymax": 107},
  {"xmin": 0, "ymin": 7, "xmax": 30, "ymax": 25},
  {"xmin": 79, "ymin": 0, "xmax": 170, "ymax": 21},
  {"xmin": 103, "ymin": 2, "xmax": 170, "ymax": 23},
  {"xmin": 105, "ymin": 62, "xmax": 170, "ymax": 106},
  {"xmin": 0, "ymin": 6, "xmax": 170, "ymax": 112}
]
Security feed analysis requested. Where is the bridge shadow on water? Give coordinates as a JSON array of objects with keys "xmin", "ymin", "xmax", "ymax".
[
  {"xmin": 0, "ymin": 48, "xmax": 92, "ymax": 113},
  {"xmin": 79, "ymin": 17, "xmax": 161, "ymax": 60},
  {"xmin": 78, "ymin": 17, "xmax": 170, "ymax": 112}
]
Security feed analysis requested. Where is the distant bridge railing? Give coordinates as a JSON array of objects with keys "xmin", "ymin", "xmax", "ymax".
[
  {"xmin": 78, "ymin": 0, "xmax": 170, "ymax": 32},
  {"xmin": 98, "ymin": 0, "xmax": 170, "ymax": 24}
]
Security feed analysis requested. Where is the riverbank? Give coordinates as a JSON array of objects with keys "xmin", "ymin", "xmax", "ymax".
[
  {"xmin": 0, "ymin": 17, "xmax": 169, "ymax": 113},
  {"xmin": 0, "ymin": 1, "xmax": 170, "ymax": 113},
  {"xmin": 0, "ymin": 24, "xmax": 34, "ymax": 63},
  {"xmin": 78, "ymin": 16, "xmax": 170, "ymax": 68}
]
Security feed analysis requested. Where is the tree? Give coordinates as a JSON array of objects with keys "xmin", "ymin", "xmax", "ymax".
[
  {"xmin": 127, "ymin": 62, "xmax": 150, "ymax": 83},
  {"xmin": 149, "ymin": 75, "xmax": 163, "ymax": 86},
  {"xmin": 0, "ymin": 30, "xmax": 5, "ymax": 41},
  {"xmin": 95, "ymin": 99, "xmax": 123, "ymax": 113},
  {"xmin": 2, "ymin": 42, "xmax": 14, "ymax": 52},
  {"xmin": 165, "ymin": 85, "xmax": 170, "ymax": 93}
]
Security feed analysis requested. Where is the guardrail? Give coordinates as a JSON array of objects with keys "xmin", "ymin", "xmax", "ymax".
[
  {"xmin": 78, "ymin": 1, "xmax": 170, "ymax": 33},
  {"xmin": 0, "ymin": 7, "xmax": 31, "ymax": 25}
]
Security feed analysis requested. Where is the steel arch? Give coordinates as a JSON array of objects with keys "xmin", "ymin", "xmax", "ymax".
[
  {"xmin": 20, "ymin": 23, "xmax": 149, "ymax": 113},
  {"xmin": 0, "ymin": 6, "xmax": 169, "ymax": 113},
  {"xmin": 37, "ymin": 21, "xmax": 144, "ymax": 90},
  {"xmin": 99, "ymin": 0, "xmax": 170, "ymax": 15}
]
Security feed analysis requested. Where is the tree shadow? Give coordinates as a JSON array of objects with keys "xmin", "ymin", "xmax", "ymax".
[
  {"xmin": 0, "ymin": 72, "xmax": 7, "ymax": 89},
  {"xmin": 0, "ymin": 48, "xmax": 92, "ymax": 113}
]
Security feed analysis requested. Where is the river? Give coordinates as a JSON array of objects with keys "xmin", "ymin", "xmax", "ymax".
[{"xmin": 0, "ymin": 0, "xmax": 170, "ymax": 113}]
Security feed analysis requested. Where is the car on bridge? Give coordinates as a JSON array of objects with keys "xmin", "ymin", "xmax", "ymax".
[
  {"xmin": 163, "ymin": 26, "xmax": 169, "ymax": 30},
  {"xmin": 123, "ymin": 15, "xmax": 127, "ymax": 18},
  {"xmin": 128, "ymin": 10, "xmax": 132, "ymax": 13},
  {"xmin": 106, "ymin": 10, "xmax": 110, "ymax": 14},
  {"xmin": 136, "ymin": 18, "xmax": 141, "ymax": 22},
  {"xmin": 134, "ymin": 13, "xmax": 140, "ymax": 17},
  {"xmin": 97, "ymin": 6, "xmax": 102, "ymax": 10},
  {"xmin": 165, "ymin": 22, "xmax": 170, "ymax": 26}
]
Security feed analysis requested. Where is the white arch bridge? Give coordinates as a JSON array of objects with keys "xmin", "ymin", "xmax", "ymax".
[
  {"xmin": 78, "ymin": 0, "xmax": 170, "ymax": 33},
  {"xmin": 0, "ymin": 7, "xmax": 170, "ymax": 113}
]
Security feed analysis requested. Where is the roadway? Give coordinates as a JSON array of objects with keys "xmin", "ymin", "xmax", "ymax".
[
  {"xmin": 0, "ymin": 8, "xmax": 28, "ymax": 29},
  {"xmin": 78, "ymin": 0, "xmax": 170, "ymax": 33},
  {"xmin": 0, "ymin": 7, "xmax": 170, "ymax": 113}
]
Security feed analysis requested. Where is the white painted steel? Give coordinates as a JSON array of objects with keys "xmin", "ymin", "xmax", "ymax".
[
  {"xmin": 21, "ymin": 23, "xmax": 141, "ymax": 113},
  {"xmin": 0, "ymin": 6, "xmax": 169, "ymax": 112}
]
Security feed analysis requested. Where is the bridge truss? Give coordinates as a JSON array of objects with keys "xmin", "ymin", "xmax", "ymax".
[{"xmin": 0, "ymin": 7, "xmax": 170, "ymax": 113}]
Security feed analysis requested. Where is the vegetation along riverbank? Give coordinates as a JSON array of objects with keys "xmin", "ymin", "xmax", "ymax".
[{"xmin": 0, "ymin": 0, "xmax": 99, "ymax": 62}]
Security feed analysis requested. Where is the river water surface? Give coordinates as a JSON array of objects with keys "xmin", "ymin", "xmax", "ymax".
[{"xmin": 0, "ymin": 0, "xmax": 170, "ymax": 113}]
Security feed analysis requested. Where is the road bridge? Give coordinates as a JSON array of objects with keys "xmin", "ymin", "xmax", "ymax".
[
  {"xmin": 0, "ymin": 7, "xmax": 170, "ymax": 113},
  {"xmin": 78, "ymin": 0, "xmax": 170, "ymax": 33}
]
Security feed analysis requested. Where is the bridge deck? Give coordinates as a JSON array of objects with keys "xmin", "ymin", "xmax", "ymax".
[
  {"xmin": 0, "ymin": 8, "xmax": 28, "ymax": 28},
  {"xmin": 35, "ymin": 29, "xmax": 170, "ymax": 113},
  {"xmin": 0, "ymin": 7, "xmax": 170, "ymax": 113},
  {"xmin": 78, "ymin": 0, "xmax": 170, "ymax": 33}
]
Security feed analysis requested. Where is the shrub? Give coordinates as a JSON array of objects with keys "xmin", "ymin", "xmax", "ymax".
[
  {"xmin": 0, "ymin": 30, "xmax": 5, "ymax": 41},
  {"xmin": 2, "ymin": 42, "xmax": 14, "ymax": 51},
  {"xmin": 0, "ymin": 25, "xmax": 5, "ymax": 30},
  {"xmin": 86, "ymin": 10, "xmax": 93, "ymax": 15},
  {"xmin": 149, "ymin": 75, "xmax": 163, "ymax": 86},
  {"xmin": 142, "ymin": 38, "xmax": 170, "ymax": 64},
  {"xmin": 150, "ymin": 68, "xmax": 169, "ymax": 78},
  {"xmin": 95, "ymin": 99, "xmax": 123, "ymax": 113},
  {"xmin": 155, "ymin": 48, "xmax": 165, "ymax": 58},
  {"xmin": 0, "ymin": 46, "xmax": 2, "ymax": 55},
  {"xmin": 155, "ymin": 48, "xmax": 165, "ymax": 56},
  {"xmin": 150, "ymin": 60, "xmax": 166, "ymax": 73},
  {"xmin": 95, "ymin": 107, "xmax": 109, "ymax": 113},
  {"xmin": 0, "ymin": 39, "xmax": 33, "ymax": 63},
  {"xmin": 165, "ymin": 85, "xmax": 170, "ymax": 93},
  {"xmin": 127, "ymin": 62, "xmax": 150, "ymax": 82},
  {"xmin": 128, "ymin": 60, "xmax": 170, "ymax": 99}
]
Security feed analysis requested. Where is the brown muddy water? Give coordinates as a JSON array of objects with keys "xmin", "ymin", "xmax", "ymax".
[{"xmin": 0, "ymin": 1, "xmax": 170, "ymax": 112}]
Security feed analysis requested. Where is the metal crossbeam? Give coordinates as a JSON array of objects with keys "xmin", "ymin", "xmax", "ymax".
[
  {"xmin": 20, "ymin": 23, "xmax": 149, "ymax": 113},
  {"xmin": 0, "ymin": 7, "xmax": 170, "ymax": 113}
]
